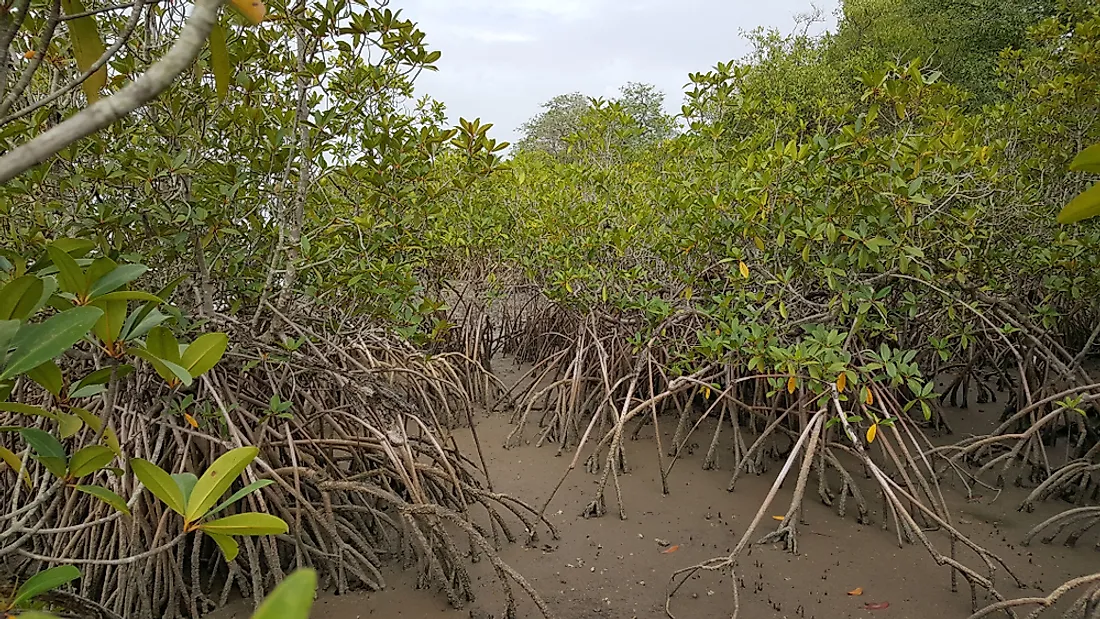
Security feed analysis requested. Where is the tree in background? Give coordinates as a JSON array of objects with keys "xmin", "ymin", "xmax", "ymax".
[
  {"xmin": 514, "ymin": 82, "xmax": 675, "ymax": 158},
  {"xmin": 833, "ymin": 0, "xmax": 1056, "ymax": 102}
]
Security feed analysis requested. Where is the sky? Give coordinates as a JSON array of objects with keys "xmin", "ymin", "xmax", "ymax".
[{"xmin": 395, "ymin": 0, "xmax": 840, "ymax": 145}]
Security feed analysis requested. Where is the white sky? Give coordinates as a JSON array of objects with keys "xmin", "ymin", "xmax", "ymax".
[{"xmin": 396, "ymin": 0, "xmax": 840, "ymax": 145}]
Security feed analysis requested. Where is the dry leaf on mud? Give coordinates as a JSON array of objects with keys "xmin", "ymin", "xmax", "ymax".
[
  {"xmin": 772, "ymin": 515, "xmax": 785, "ymax": 521},
  {"xmin": 847, "ymin": 587, "xmax": 863, "ymax": 596},
  {"xmin": 661, "ymin": 545, "xmax": 680, "ymax": 554},
  {"xmin": 864, "ymin": 601, "xmax": 890, "ymax": 610}
]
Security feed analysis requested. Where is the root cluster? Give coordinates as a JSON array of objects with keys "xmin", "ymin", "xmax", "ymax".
[{"xmin": 0, "ymin": 314, "xmax": 554, "ymax": 619}]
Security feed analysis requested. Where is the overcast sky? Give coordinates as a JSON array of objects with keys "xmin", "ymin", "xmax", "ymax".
[{"xmin": 395, "ymin": 0, "xmax": 840, "ymax": 145}]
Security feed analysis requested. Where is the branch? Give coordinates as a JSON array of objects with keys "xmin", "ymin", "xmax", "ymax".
[
  {"xmin": 0, "ymin": 0, "xmax": 60, "ymax": 118},
  {"xmin": 0, "ymin": 0, "xmax": 226, "ymax": 183},
  {"xmin": 0, "ymin": 0, "xmax": 148, "ymax": 126}
]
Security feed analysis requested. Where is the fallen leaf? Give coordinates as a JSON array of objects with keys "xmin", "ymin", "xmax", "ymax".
[
  {"xmin": 661, "ymin": 545, "xmax": 679, "ymax": 554},
  {"xmin": 23, "ymin": 50, "xmax": 36, "ymax": 59},
  {"xmin": 184, "ymin": 413, "xmax": 198, "ymax": 428},
  {"xmin": 772, "ymin": 515, "xmax": 785, "ymax": 521},
  {"xmin": 864, "ymin": 601, "xmax": 890, "ymax": 610},
  {"xmin": 847, "ymin": 587, "xmax": 863, "ymax": 596},
  {"xmin": 739, "ymin": 260, "xmax": 750, "ymax": 278}
]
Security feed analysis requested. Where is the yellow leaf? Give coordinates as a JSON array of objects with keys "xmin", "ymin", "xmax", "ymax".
[
  {"xmin": 865, "ymin": 388, "xmax": 874, "ymax": 405},
  {"xmin": 61, "ymin": 0, "xmax": 107, "ymax": 102},
  {"xmin": 23, "ymin": 50, "xmax": 36, "ymax": 59},
  {"xmin": 836, "ymin": 373, "xmax": 847, "ymax": 392},
  {"xmin": 229, "ymin": 0, "xmax": 266, "ymax": 24},
  {"xmin": 702, "ymin": 386, "xmax": 711, "ymax": 400},
  {"xmin": 772, "ymin": 515, "xmax": 785, "ymax": 521},
  {"xmin": 661, "ymin": 544, "xmax": 680, "ymax": 554},
  {"xmin": 848, "ymin": 587, "xmax": 863, "ymax": 596},
  {"xmin": 1057, "ymin": 180, "xmax": 1100, "ymax": 225},
  {"xmin": 739, "ymin": 261, "xmax": 750, "ymax": 278},
  {"xmin": 787, "ymin": 376, "xmax": 796, "ymax": 394},
  {"xmin": 184, "ymin": 413, "xmax": 198, "ymax": 428},
  {"xmin": 866, "ymin": 424, "xmax": 878, "ymax": 444},
  {"xmin": 208, "ymin": 23, "xmax": 231, "ymax": 100},
  {"xmin": 753, "ymin": 236, "xmax": 765, "ymax": 251}
]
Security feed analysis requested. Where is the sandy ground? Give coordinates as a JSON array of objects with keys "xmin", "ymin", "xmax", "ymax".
[{"xmin": 212, "ymin": 359, "xmax": 1098, "ymax": 619}]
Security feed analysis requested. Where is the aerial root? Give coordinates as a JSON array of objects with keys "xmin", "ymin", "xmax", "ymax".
[
  {"xmin": 0, "ymin": 328, "xmax": 550, "ymax": 619},
  {"xmin": 966, "ymin": 574, "xmax": 1100, "ymax": 619},
  {"xmin": 1023, "ymin": 506, "xmax": 1100, "ymax": 549}
]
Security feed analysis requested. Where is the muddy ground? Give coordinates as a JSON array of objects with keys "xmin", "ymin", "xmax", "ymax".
[{"xmin": 212, "ymin": 358, "xmax": 1097, "ymax": 619}]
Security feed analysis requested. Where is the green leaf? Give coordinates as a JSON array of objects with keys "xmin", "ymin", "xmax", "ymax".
[
  {"xmin": 0, "ymin": 306, "xmax": 103, "ymax": 381},
  {"xmin": 197, "ymin": 512, "xmax": 288, "ymax": 536},
  {"xmin": 71, "ymin": 407, "xmax": 120, "ymax": 454},
  {"xmin": 19, "ymin": 428, "xmax": 67, "ymax": 478},
  {"xmin": 46, "ymin": 238, "xmax": 95, "ymax": 258},
  {"xmin": 130, "ymin": 458, "xmax": 185, "ymax": 516},
  {"xmin": 250, "ymin": 568, "xmax": 316, "ymax": 619},
  {"xmin": 0, "ymin": 319, "xmax": 19, "ymax": 359},
  {"xmin": 1057, "ymin": 181, "xmax": 1100, "ymax": 225},
  {"xmin": 1069, "ymin": 142, "xmax": 1100, "ymax": 174},
  {"xmin": 93, "ymin": 290, "xmax": 164, "ymax": 304},
  {"xmin": 84, "ymin": 257, "xmax": 118, "ymax": 292},
  {"xmin": 0, "ymin": 445, "xmax": 32, "ymax": 488},
  {"xmin": 209, "ymin": 24, "xmax": 231, "ymax": 100},
  {"xmin": 88, "ymin": 264, "xmax": 148, "ymax": 298},
  {"xmin": 91, "ymin": 298, "xmax": 127, "ymax": 347},
  {"xmin": 60, "ymin": 0, "xmax": 106, "ymax": 101},
  {"xmin": 205, "ymin": 479, "xmax": 274, "ymax": 518},
  {"xmin": 69, "ymin": 445, "xmax": 115, "ymax": 478},
  {"xmin": 11, "ymin": 565, "xmax": 81, "ymax": 607},
  {"xmin": 186, "ymin": 446, "xmax": 259, "ymax": 521},
  {"xmin": 75, "ymin": 484, "xmax": 131, "ymax": 515},
  {"xmin": 181, "ymin": 332, "xmax": 229, "ymax": 378},
  {"xmin": 146, "ymin": 326, "xmax": 180, "ymax": 364},
  {"xmin": 26, "ymin": 360, "xmax": 64, "ymax": 397},
  {"xmin": 56, "ymin": 412, "xmax": 83, "ymax": 439},
  {"xmin": 0, "ymin": 402, "xmax": 56, "ymax": 419},
  {"xmin": 0, "ymin": 275, "xmax": 44, "ymax": 320},
  {"xmin": 125, "ymin": 274, "xmax": 187, "ymax": 334},
  {"xmin": 207, "ymin": 532, "xmax": 239, "ymax": 561},
  {"xmin": 121, "ymin": 308, "xmax": 169, "ymax": 342},
  {"xmin": 130, "ymin": 348, "xmax": 192, "ymax": 387},
  {"xmin": 68, "ymin": 384, "xmax": 105, "ymax": 399},
  {"xmin": 172, "ymin": 472, "xmax": 199, "ymax": 506},
  {"xmin": 69, "ymin": 364, "xmax": 132, "ymax": 398},
  {"xmin": 46, "ymin": 245, "xmax": 86, "ymax": 297}
]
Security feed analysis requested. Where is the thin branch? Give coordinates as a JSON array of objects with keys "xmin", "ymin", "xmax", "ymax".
[
  {"xmin": 0, "ymin": 0, "xmax": 148, "ymax": 126},
  {"xmin": 0, "ymin": 0, "xmax": 61, "ymax": 117},
  {"xmin": 0, "ymin": 0, "xmax": 225, "ymax": 182}
]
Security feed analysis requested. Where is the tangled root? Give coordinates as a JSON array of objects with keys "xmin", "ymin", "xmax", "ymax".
[{"xmin": 0, "ymin": 318, "xmax": 554, "ymax": 619}]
